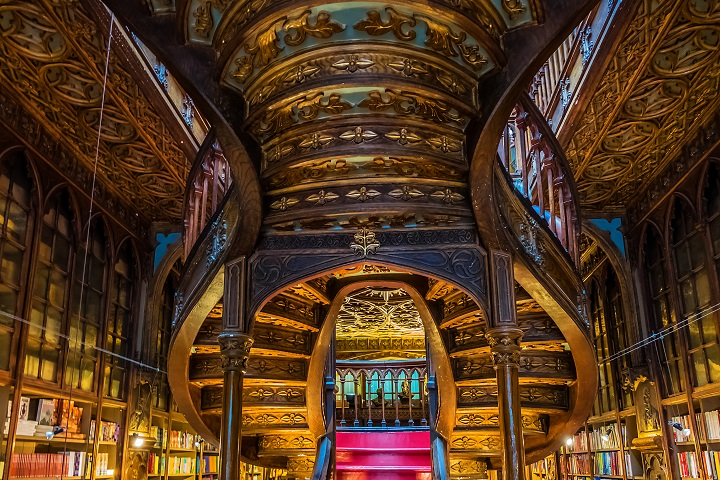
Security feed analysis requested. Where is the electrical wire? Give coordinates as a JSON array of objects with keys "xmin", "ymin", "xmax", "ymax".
[
  {"xmin": 0, "ymin": 310, "xmax": 164, "ymax": 373},
  {"xmin": 597, "ymin": 300, "xmax": 720, "ymax": 364}
]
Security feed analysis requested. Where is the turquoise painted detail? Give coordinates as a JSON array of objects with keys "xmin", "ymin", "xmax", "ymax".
[
  {"xmin": 590, "ymin": 218, "xmax": 625, "ymax": 257},
  {"xmin": 155, "ymin": 232, "xmax": 182, "ymax": 272}
]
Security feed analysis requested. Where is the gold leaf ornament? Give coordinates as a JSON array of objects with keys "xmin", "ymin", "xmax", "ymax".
[
  {"xmin": 502, "ymin": 0, "xmax": 526, "ymax": 20},
  {"xmin": 193, "ymin": 2, "xmax": 213, "ymax": 37},
  {"xmin": 419, "ymin": 16, "xmax": 486, "ymax": 70},
  {"xmin": 354, "ymin": 7, "xmax": 417, "ymax": 41},
  {"xmin": 233, "ymin": 22, "xmax": 283, "ymax": 83},
  {"xmin": 331, "ymin": 54, "xmax": 375, "ymax": 72},
  {"xmin": 283, "ymin": 10, "xmax": 345, "ymax": 46}
]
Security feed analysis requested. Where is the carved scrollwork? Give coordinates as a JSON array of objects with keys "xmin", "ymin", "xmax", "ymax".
[
  {"xmin": 502, "ymin": 0, "xmax": 526, "ymax": 20},
  {"xmin": 358, "ymin": 89, "xmax": 462, "ymax": 123},
  {"xmin": 283, "ymin": 10, "xmax": 345, "ymax": 46},
  {"xmin": 353, "ymin": 7, "xmax": 417, "ymax": 41}
]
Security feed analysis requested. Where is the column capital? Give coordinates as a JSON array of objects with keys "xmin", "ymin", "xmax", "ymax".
[
  {"xmin": 218, "ymin": 333, "xmax": 253, "ymax": 372},
  {"xmin": 485, "ymin": 327, "xmax": 523, "ymax": 367}
]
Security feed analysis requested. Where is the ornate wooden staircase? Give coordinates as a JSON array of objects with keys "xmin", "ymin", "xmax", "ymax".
[{"xmin": 104, "ymin": 0, "xmax": 603, "ymax": 477}]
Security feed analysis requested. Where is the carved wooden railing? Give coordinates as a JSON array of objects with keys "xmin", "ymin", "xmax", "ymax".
[
  {"xmin": 497, "ymin": 95, "xmax": 580, "ymax": 265},
  {"xmin": 529, "ymin": 25, "xmax": 580, "ymax": 117},
  {"xmin": 335, "ymin": 360, "xmax": 428, "ymax": 428},
  {"xmin": 183, "ymin": 131, "xmax": 232, "ymax": 260},
  {"xmin": 529, "ymin": 1, "xmax": 620, "ymax": 131}
]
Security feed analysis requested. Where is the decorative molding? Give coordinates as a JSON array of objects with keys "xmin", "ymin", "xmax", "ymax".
[
  {"xmin": 218, "ymin": 333, "xmax": 253, "ymax": 372},
  {"xmin": 205, "ymin": 217, "xmax": 227, "ymax": 267},
  {"xmin": 350, "ymin": 228, "xmax": 380, "ymax": 256},
  {"xmin": 455, "ymin": 351, "xmax": 574, "ymax": 380}
]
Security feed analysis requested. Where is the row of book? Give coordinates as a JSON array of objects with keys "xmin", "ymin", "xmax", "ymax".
[
  {"xmin": 671, "ymin": 415, "xmax": 695, "ymax": 443},
  {"xmin": 167, "ymin": 456, "xmax": 196, "ymax": 475},
  {"xmin": 594, "ymin": 451, "xmax": 622, "ymax": 476},
  {"xmin": 95, "ymin": 452, "xmax": 111, "ymax": 476},
  {"xmin": 702, "ymin": 451, "xmax": 720, "ymax": 480},
  {"xmin": 89, "ymin": 420, "xmax": 120, "ymax": 442},
  {"xmin": 701, "ymin": 410, "xmax": 720, "ymax": 441},
  {"xmin": 560, "ymin": 454, "xmax": 590, "ymax": 475},
  {"xmin": 151, "ymin": 426, "xmax": 167, "ymax": 448},
  {"xmin": 169, "ymin": 430, "xmax": 198, "ymax": 450},
  {"xmin": 589, "ymin": 424, "xmax": 620, "ymax": 450},
  {"xmin": 202, "ymin": 455, "xmax": 219, "ymax": 474},
  {"xmin": 565, "ymin": 433, "xmax": 587, "ymax": 453},
  {"xmin": 149, "ymin": 452, "xmax": 166, "ymax": 475},
  {"xmin": 9, "ymin": 452, "xmax": 87, "ymax": 478},
  {"xmin": 678, "ymin": 451, "xmax": 701, "ymax": 479}
]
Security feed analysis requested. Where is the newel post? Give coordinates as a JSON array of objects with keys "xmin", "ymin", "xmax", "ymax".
[
  {"xmin": 486, "ymin": 251, "xmax": 525, "ymax": 480},
  {"xmin": 219, "ymin": 257, "xmax": 253, "ymax": 480}
]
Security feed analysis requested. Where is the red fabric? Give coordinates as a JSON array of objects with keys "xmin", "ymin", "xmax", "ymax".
[{"xmin": 336, "ymin": 431, "xmax": 431, "ymax": 479}]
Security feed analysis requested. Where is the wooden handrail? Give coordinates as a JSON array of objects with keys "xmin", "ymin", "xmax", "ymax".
[
  {"xmin": 182, "ymin": 129, "xmax": 232, "ymax": 260},
  {"xmin": 497, "ymin": 94, "xmax": 581, "ymax": 265}
]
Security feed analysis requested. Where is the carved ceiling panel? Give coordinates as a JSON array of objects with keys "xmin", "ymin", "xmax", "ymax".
[
  {"xmin": 0, "ymin": 0, "xmax": 191, "ymax": 222},
  {"xmin": 186, "ymin": 0, "xmax": 541, "ymax": 47},
  {"xmin": 566, "ymin": 0, "xmax": 720, "ymax": 210},
  {"xmin": 336, "ymin": 287, "xmax": 426, "ymax": 339}
]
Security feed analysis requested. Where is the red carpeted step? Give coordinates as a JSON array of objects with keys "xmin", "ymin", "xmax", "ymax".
[
  {"xmin": 336, "ymin": 430, "xmax": 431, "ymax": 476},
  {"xmin": 336, "ymin": 472, "xmax": 432, "ymax": 480}
]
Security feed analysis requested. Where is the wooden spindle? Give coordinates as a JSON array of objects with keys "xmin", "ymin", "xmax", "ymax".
[{"xmin": 354, "ymin": 377, "xmax": 359, "ymax": 427}]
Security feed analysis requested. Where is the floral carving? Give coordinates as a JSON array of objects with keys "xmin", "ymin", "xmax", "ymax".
[
  {"xmin": 419, "ymin": 16, "xmax": 487, "ymax": 70},
  {"xmin": 354, "ymin": 7, "xmax": 416, "ymax": 41},
  {"xmin": 332, "ymin": 55, "xmax": 375, "ymax": 72},
  {"xmin": 502, "ymin": 0, "xmax": 526, "ymax": 20},
  {"xmin": 283, "ymin": 10, "xmax": 345, "ymax": 46},
  {"xmin": 358, "ymin": 89, "xmax": 462, "ymax": 123}
]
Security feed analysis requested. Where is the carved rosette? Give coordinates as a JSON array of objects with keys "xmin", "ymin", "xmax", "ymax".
[
  {"xmin": 218, "ymin": 333, "xmax": 254, "ymax": 372},
  {"xmin": 485, "ymin": 327, "xmax": 523, "ymax": 367}
]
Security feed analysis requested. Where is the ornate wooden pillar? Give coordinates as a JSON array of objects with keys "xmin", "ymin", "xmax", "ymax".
[
  {"xmin": 486, "ymin": 251, "xmax": 525, "ymax": 480},
  {"xmin": 219, "ymin": 257, "xmax": 253, "ymax": 480}
]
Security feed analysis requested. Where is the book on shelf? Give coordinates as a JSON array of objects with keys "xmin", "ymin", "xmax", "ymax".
[
  {"xmin": 704, "ymin": 410, "xmax": 720, "ymax": 442},
  {"xmin": 95, "ymin": 452, "xmax": 111, "ymax": 476},
  {"xmin": 562, "ymin": 453, "xmax": 590, "ymax": 475},
  {"xmin": 169, "ymin": 430, "xmax": 197, "ymax": 450},
  {"xmin": 671, "ymin": 415, "xmax": 694, "ymax": 443},
  {"xmin": 150, "ymin": 425, "xmax": 167, "ymax": 448},
  {"xmin": 594, "ymin": 451, "xmax": 622, "ymax": 476},
  {"xmin": 149, "ymin": 452, "xmax": 166, "ymax": 475},
  {"xmin": 36, "ymin": 399, "xmax": 55, "ymax": 426},
  {"xmin": 703, "ymin": 451, "xmax": 720, "ymax": 480},
  {"xmin": 202, "ymin": 455, "xmax": 219, "ymax": 474},
  {"xmin": 89, "ymin": 420, "xmax": 120, "ymax": 442},
  {"xmin": 565, "ymin": 432, "xmax": 587, "ymax": 453},
  {"xmin": 9, "ymin": 452, "xmax": 87, "ymax": 478},
  {"xmin": 589, "ymin": 424, "xmax": 620, "ymax": 450},
  {"xmin": 678, "ymin": 451, "xmax": 701, "ymax": 479},
  {"xmin": 167, "ymin": 456, "xmax": 196, "ymax": 475}
]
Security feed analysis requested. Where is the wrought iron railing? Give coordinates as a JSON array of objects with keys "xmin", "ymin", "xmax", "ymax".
[
  {"xmin": 335, "ymin": 360, "xmax": 428, "ymax": 428},
  {"xmin": 498, "ymin": 95, "xmax": 581, "ymax": 264}
]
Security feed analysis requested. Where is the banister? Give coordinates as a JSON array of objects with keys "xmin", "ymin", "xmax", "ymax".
[
  {"xmin": 182, "ymin": 128, "xmax": 233, "ymax": 260},
  {"xmin": 497, "ymin": 92, "xmax": 581, "ymax": 265}
]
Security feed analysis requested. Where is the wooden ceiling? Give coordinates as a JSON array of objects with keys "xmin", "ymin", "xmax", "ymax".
[
  {"xmin": 0, "ymin": 0, "xmax": 194, "ymax": 223},
  {"xmin": 565, "ymin": 0, "xmax": 720, "ymax": 211}
]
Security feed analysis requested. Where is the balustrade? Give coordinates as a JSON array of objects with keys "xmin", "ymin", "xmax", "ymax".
[
  {"xmin": 498, "ymin": 96, "xmax": 580, "ymax": 264},
  {"xmin": 529, "ymin": 26, "xmax": 579, "ymax": 116},
  {"xmin": 336, "ymin": 361, "xmax": 427, "ymax": 428},
  {"xmin": 183, "ymin": 138, "xmax": 232, "ymax": 259}
]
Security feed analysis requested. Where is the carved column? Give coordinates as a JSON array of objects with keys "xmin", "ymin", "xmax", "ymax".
[
  {"xmin": 219, "ymin": 334, "xmax": 252, "ymax": 480},
  {"xmin": 219, "ymin": 257, "xmax": 253, "ymax": 480},
  {"xmin": 487, "ymin": 327, "xmax": 525, "ymax": 480},
  {"xmin": 487, "ymin": 251, "xmax": 525, "ymax": 480}
]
